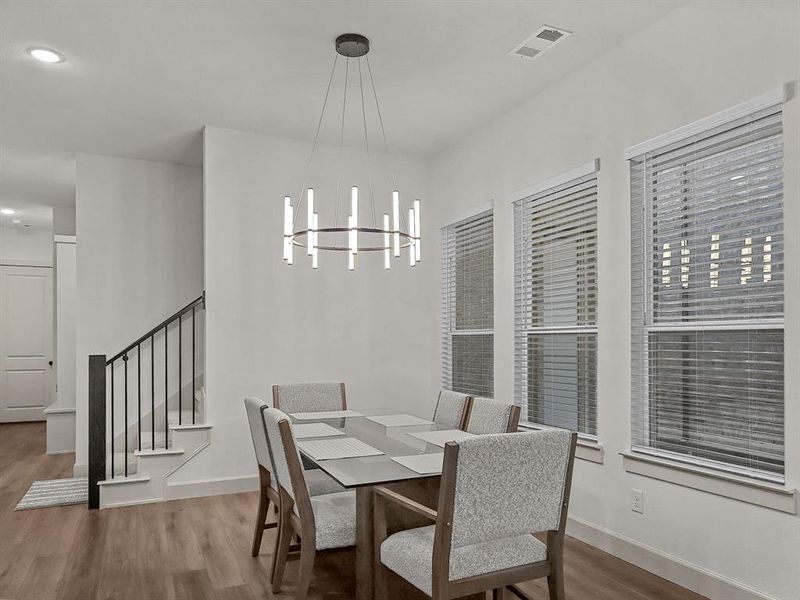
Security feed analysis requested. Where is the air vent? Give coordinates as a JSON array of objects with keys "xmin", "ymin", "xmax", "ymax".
[
  {"xmin": 510, "ymin": 25, "xmax": 571, "ymax": 61},
  {"xmin": 536, "ymin": 28, "xmax": 564, "ymax": 42},
  {"xmin": 514, "ymin": 46, "xmax": 541, "ymax": 59}
]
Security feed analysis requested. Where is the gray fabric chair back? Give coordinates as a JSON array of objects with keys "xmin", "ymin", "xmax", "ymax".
[
  {"xmin": 244, "ymin": 396, "xmax": 272, "ymax": 470},
  {"xmin": 465, "ymin": 396, "xmax": 513, "ymax": 434},
  {"xmin": 273, "ymin": 382, "xmax": 345, "ymax": 413},
  {"xmin": 433, "ymin": 390, "xmax": 470, "ymax": 429},
  {"xmin": 261, "ymin": 406, "xmax": 307, "ymax": 502},
  {"xmin": 450, "ymin": 430, "xmax": 572, "ymax": 548}
]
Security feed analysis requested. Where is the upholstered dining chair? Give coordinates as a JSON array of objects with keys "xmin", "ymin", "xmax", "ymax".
[
  {"xmin": 432, "ymin": 390, "xmax": 473, "ymax": 430},
  {"xmin": 464, "ymin": 396, "xmax": 520, "ymax": 434},
  {"xmin": 243, "ymin": 397, "xmax": 343, "ymax": 563},
  {"xmin": 272, "ymin": 382, "xmax": 347, "ymax": 413},
  {"xmin": 374, "ymin": 429, "xmax": 577, "ymax": 600},
  {"xmin": 262, "ymin": 406, "xmax": 357, "ymax": 600}
]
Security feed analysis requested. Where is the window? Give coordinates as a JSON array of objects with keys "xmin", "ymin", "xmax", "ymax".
[
  {"xmin": 629, "ymin": 101, "xmax": 784, "ymax": 482},
  {"xmin": 514, "ymin": 168, "xmax": 598, "ymax": 436},
  {"xmin": 442, "ymin": 210, "xmax": 493, "ymax": 398}
]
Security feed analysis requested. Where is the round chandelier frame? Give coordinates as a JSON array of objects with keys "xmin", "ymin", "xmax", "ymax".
[
  {"xmin": 281, "ymin": 33, "xmax": 421, "ymax": 271},
  {"xmin": 290, "ymin": 227, "xmax": 415, "ymax": 252}
]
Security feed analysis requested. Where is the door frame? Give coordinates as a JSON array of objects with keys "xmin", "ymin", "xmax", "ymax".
[{"xmin": 0, "ymin": 264, "xmax": 55, "ymax": 422}]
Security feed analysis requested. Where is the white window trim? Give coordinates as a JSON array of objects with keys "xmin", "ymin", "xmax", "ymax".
[
  {"xmin": 627, "ymin": 92, "xmax": 787, "ymax": 484},
  {"xmin": 438, "ymin": 200, "xmax": 494, "ymax": 229},
  {"xmin": 623, "ymin": 86, "xmax": 785, "ymax": 159},
  {"xmin": 441, "ymin": 208, "xmax": 495, "ymax": 397},
  {"xmin": 514, "ymin": 161, "xmax": 601, "ymax": 441},
  {"xmin": 507, "ymin": 159, "xmax": 599, "ymax": 204},
  {"xmin": 520, "ymin": 422, "xmax": 604, "ymax": 464},
  {"xmin": 622, "ymin": 451, "xmax": 796, "ymax": 514}
]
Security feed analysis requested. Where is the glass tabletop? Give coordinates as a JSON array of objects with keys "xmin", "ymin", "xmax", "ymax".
[{"xmin": 289, "ymin": 408, "xmax": 455, "ymax": 488}]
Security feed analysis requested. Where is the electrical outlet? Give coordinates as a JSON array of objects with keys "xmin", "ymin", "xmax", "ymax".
[{"xmin": 632, "ymin": 489, "xmax": 644, "ymax": 514}]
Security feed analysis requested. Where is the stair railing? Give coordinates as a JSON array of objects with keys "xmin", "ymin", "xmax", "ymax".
[{"xmin": 88, "ymin": 292, "xmax": 205, "ymax": 509}]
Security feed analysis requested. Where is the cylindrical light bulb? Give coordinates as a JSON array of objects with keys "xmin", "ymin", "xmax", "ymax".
[
  {"xmin": 307, "ymin": 188, "xmax": 314, "ymax": 255},
  {"xmin": 348, "ymin": 217, "xmax": 355, "ymax": 271},
  {"xmin": 413, "ymin": 199, "xmax": 421, "ymax": 261},
  {"xmin": 347, "ymin": 215, "xmax": 356, "ymax": 254},
  {"xmin": 383, "ymin": 214, "xmax": 391, "ymax": 270},
  {"xmin": 351, "ymin": 186, "xmax": 358, "ymax": 254},
  {"xmin": 312, "ymin": 213, "xmax": 319, "ymax": 269},
  {"xmin": 392, "ymin": 190, "xmax": 400, "ymax": 257},
  {"xmin": 283, "ymin": 196, "xmax": 292, "ymax": 261},
  {"xmin": 286, "ymin": 205, "xmax": 294, "ymax": 265},
  {"xmin": 408, "ymin": 208, "xmax": 416, "ymax": 267}
]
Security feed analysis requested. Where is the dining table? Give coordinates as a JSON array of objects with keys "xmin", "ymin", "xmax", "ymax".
[{"xmin": 288, "ymin": 407, "xmax": 465, "ymax": 600}]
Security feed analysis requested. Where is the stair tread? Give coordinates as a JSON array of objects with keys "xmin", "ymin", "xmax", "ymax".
[
  {"xmin": 97, "ymin": 475, "xmax": 150, "ymax": 486},
  {"xmin": 134, "ymin": 448, "xmax": 184, "ymax": 457}
]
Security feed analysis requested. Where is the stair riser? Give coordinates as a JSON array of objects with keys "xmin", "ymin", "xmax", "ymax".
[{"xmin": 99, "ymin": 424, "xmax": 212, "ymax": 509}]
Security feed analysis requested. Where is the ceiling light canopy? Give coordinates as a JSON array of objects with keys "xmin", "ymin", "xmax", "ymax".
[
  {"xmin": 282, "ymin": 33, "xmax": 421, "ymax": 271},
  {"xmin": 27, "ymin": 47, "xmax": 65, "ymax": 63}
]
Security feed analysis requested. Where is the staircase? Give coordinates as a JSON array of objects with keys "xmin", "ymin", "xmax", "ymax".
[{"xmin": 88, "ymin": 294, "xmax": 213, "ymax": 509}]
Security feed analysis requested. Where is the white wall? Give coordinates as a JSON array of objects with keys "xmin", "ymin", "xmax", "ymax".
[
  {"xmin": 0, "ymin": 225, "xmax": 53, "ymax": 265},
  {"xmin": 431, "ymin": 3, "xmax": 799, "ymax": 599},
  {"xmin": 173, "ymin": 126, "xmax": 437, "ymax": 486},
  {"xmin": 74, "ymin": 154, "xmax": 203, "ymax": 471},
  {"xmin": 54, "ymin": 205, "xmax": 76, "ymax": 236},
  {"xmin": 55, "ymin": 236, "xmax": 76, "ymax": 408}
]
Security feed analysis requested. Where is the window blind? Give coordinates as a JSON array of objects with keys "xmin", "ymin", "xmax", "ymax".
[
  {"xmin": 514, "ymin": 173, "xmax": 597, "ymax": 435},
  {"xmin": 441, "ymin": 210, "xmax": 494, "ymax": 398},
  {"xmin": 630, "ymin": 104, "xmax": 784, "ymax": 482}
]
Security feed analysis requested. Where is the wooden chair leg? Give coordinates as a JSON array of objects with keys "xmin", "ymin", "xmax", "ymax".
[
  {"xmin": 374, "ymin": 562, "xmax": 389, "ymax": 600},
  {"xmin": 547, "ymin": 557, "xmax": 565, "ymax": 600},
  {"xmin": 271, "ymin": 514, "xmax": 293, "ymax": 592},
  {"xmin": 294, "ymin": 538, "xmax": 316, "ymax": 600},
  {"xmin": 268, "ymin": 506, "xmax": 283, "ymax": 585},
  {"xmin": 492, "ymin": 588, "xmax": 505, "ymax": 600},
  {"xmin": 251, "ymin": 484, "xmax": 270, "ymax": 557}
]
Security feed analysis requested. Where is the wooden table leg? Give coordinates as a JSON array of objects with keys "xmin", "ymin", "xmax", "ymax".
[{"xmin": 356, "ymin": 486, "xmax": 375, "ymax": 600}]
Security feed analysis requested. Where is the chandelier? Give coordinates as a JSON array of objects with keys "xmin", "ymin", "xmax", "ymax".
[{"xmin": 282, "ymin": 33, "xmax": 421, "ymax": 270}]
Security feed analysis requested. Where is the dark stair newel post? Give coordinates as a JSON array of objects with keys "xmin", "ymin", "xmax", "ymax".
[{"xmin": 88, "ymin": 354, "xmax": 107, "ymax": 510}]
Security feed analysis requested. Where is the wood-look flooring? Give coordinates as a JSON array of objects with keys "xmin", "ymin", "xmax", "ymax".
[{"xmin": 0, "ymin": 422, "xmax": 708, "ymax": 600}]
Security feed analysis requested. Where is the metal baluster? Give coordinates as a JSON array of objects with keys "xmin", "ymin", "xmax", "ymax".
[
  {"xmin": 123, "ymin": 354, "xmax": 128, "ymax": 477},
  {"xmin": 164, "ymin": 324, "xmax": 168, "ymax": 450},
  {"xmin": 151, "ymin": 334, "xmax": 155, "ymax": 451},
  {"xmin": 192, "ymin": 306, "xmax": 196, "ymax": 425},
  {"xmin": 137, "ymin": 343, "xmax": 141, "ymax": 452},
  {"xmin": 110, "ymin": 360, "xmax": 115, "ymax": 479},
  {"xmin": 179, "ymin": 314, "xmax": 182, "ymax": 426}
]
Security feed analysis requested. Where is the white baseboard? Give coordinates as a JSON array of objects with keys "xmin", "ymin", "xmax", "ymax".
[
  {"xmin": 566, "ymin": 516, "xmax": 776, "ymax": 600},
  {"xmin": 166, "ymin": 474, "xmax": 258, "ymax": 501}
]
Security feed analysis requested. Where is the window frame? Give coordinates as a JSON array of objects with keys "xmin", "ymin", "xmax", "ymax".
[
  {"xmin": 441, "ymin": 207, "xmax": 494, "ymax": 399},
  {"xmin": 512, "ymin": 161, "xmax": 599, "ymax": 439},
  {"xmin": 627, "ymin": 90, "xmax": 786, "ymax": 484}
]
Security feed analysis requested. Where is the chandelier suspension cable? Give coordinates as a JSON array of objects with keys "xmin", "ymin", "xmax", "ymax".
[
  {"xmin": 333, "ymin": 56, "xmax": 350, "ymax": 247},
  {"xmin": 357, "ymin": 57, "xmax": 378, "ymax": 228},
  {"xmin": 293, "ymin": 52, "xmax": 339, "ymax": 229},
  {"xmin": 366, "ymin": 53, "xmax": 406, "ymax": 233},
  {"xmin": 365, "ymin": 54, "xmax": 398, "ymax": 192}
]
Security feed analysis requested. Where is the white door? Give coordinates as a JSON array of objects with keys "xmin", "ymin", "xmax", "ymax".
[{"xmin": 0, "ymin": 266, "xmax": 54, "ymax": 422}]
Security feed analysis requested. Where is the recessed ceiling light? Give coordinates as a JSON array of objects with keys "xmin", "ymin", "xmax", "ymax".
[
  {"xmin": 1, "ymin": 208, "xmax": 15, "ymax": 215},
  {"xmin": 27, "ymin": 47, "xmax": 65, "ymax": 64},
  {"xmin": 11, "ymin": 219, "xmax": 21, "ymax": 225}
]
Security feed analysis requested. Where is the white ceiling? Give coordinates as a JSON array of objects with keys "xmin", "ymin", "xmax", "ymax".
[{"xmin": 0, "ymin": 0, "xmax": 685, "ymax": 210}]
